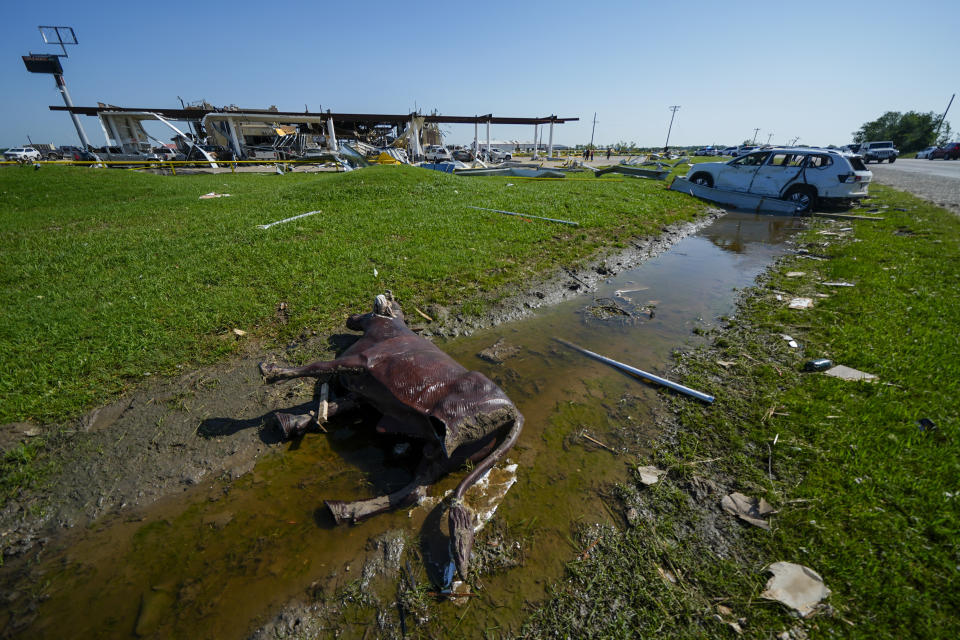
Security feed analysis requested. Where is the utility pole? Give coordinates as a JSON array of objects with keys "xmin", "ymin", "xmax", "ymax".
[
  {"xmin": 934, "ymin": 93, "xmax": 955, "ymax": 140},
  {"xmin": 664, "ymin": 105, "xmax": 680, "ymax": 152},
  {"xmin": 767, "ymin": 132, "xmax": 774, "ymax": 145},
  {"xmin": 589, "ymin": 112, "xmax": 598, "ymax": 149},
  {"xmin": 752, "ymin": 128, "xmax": 760, "ymax": 145}
]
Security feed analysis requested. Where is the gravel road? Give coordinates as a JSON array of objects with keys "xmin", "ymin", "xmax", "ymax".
[{"xmin": 869, "ymin": 159, "xmax": 960, "ymax": 215}]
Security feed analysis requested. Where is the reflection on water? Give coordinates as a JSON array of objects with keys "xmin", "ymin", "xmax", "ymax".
[{"xmin": 0, "ymin": 212, "xmax": 804, "ymax": 639}]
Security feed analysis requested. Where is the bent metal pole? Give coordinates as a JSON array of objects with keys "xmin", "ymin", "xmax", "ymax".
[{"xmin": 553, "ymin": 338, "xmax": 715, "ymax": 404}]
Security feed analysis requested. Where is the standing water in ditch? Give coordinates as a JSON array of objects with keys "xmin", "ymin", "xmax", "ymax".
[{"xmin": 2, "ymin": 212, "xmax": 803, "ymax": 638}]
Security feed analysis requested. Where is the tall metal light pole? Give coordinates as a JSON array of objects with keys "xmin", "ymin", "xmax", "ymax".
[
  {"xmin": 663, "ymin": 106, "xmax": 680, "ymax": 153},
  {"xmin": 752, "ymin": 128, "xmax": 760, "ymax": 144},
  {"xmin": 589, "ymin": 112, "xmax": 598, "ymax": 149},
  {"xmin": 22, "ymin": 26, "xmax": 92, "ymax": 150},
  {"xmin": 767, "ymin": 132, "xmax": 774, "ymax": 145}
]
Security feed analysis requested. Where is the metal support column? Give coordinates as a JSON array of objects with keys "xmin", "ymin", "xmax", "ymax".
[{"xmin": 548, "ymin": 118, "xmax": 554, "ymax": 159}]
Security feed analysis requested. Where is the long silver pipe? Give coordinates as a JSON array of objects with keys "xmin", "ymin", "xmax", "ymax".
[{"xmin": 554, "ymin": 338, "xmax": 715, "ymax": 403}]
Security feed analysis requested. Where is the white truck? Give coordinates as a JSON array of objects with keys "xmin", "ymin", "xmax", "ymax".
[{"xmin": 858, "ymin": 141, "xmax": 898, "ymax": 163}]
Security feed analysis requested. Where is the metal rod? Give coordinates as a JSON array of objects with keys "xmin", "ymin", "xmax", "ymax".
[
  {"xmin": 54, "ymin": 73, "xmax": 92, "ymax": 149},
  {"xmin": 467, "ymin": 206, "xmax": 579, "ymax": 227},
  {"xmin": 553, "ymin": 338, "xmax": 714, "ymax": 403}
]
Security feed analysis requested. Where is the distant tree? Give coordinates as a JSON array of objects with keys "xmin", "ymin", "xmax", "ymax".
[{"xmin": 852, "ymin": 110, "xmax": 953, "ymax": 151}]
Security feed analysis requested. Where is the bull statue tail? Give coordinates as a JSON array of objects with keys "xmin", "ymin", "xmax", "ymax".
[{"xmin": 448, "ymin": 411, "xmax": 524, "ymax": 582}]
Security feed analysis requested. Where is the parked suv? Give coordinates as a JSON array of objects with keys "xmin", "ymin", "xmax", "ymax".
[
  {"xmin": 929, "ymin": 142, "xmax": 960, "ymax": 160},
  {"xmin": 859, "ymin": 141, "xmax": 898, "ymax": 163},
  {"xmin": 3, "ymin": 147, "xmax": 42, "ymax": 161},
  {"xmin": 685, "ymin": 147, "xmax": 872, "ymax": 212}
]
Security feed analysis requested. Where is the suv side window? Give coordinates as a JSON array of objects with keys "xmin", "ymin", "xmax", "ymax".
[
  {"xmin": 732, "ymin": 152, "xmax": 770, "ymax": 167},
  {"xmin": 769, "ymin": 153, "xmax": 804, "ymax": 167},
  {"xmin": 805, "ymin": 154, "xmax": 833, "ymax": 169}
]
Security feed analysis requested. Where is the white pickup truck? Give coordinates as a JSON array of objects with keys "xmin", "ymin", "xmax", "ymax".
[{"xmin": 858, "ymin": 141, "xmax": 898, "ymax": 163}]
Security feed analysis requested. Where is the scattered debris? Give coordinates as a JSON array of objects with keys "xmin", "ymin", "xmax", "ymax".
[
  {"xmin": 785, "ymin": 272, "xmax": 805, "ymax": 278},
  {"xmin": 413, "ymin": 307, "xmax": 434, "ymax": 323},
  {"xmin": 788, "ymin": 297, "xmax": 814, "ymax": 309},
  {"xmin": 761, "ymin": 562, "xmax": 831, "ymax": 617},
  {"xmin": 554, "ymin": 338, "xmax": 715, "ymax": 403},
  {"xmin": 257, "ymin": 209, "xmax": 322, "ymax": 230},
  {"xmin": 823, "ymin": 365, "xmax": 878, "ymax": 382},
  {"xmin": 232, "ymin": 328, "xmax": 247, "ymax": 337},
  {"xmin": 478, "ymin": 337, "xmax": 520, "ymax": 364},
  {"xmin": 916, "ymin": 418, "xmax": 937, "ymax": 433},
  {"xmin": 657, "ymin": 566, "xmax": 678, "ymax": 584},
  {"xmin": 579, "ymin": 430, "xmax": 617, "ymax": 454},
  {"xmin": 820, "ymin": 281, "xmax": 855, "ymax": 287},
  {"xmin": 721, "ymin": 492, "xmax": 776, "ymax": 530},
  {"xmin": 803, "ymin": 358, "xmax": 833, "ymax": 372},
  {"xmin": 637, "ymin": 465, "xmax": 667, "ymax": 485},
  {"xmin": 199, "ymin": 192, "xmax": 231, "ymax": 199},
  {"xmin": 811, "ymin": 212, "xmax": 883, "ymax": 221},
  {"xmin": 716, "ymin": 360, "xmax": 736, "ymax": 369},
  {"xmin": 467, "ymin": 205, "xmax": 579, "ymax": 226},
  {"xmin": 780, "ymin": 334, "xmax": 799, "ymax": 348}
]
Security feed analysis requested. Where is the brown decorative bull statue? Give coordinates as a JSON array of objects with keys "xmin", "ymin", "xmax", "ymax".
[{"xmin": 259, "ymin": 293, "xmax": 523, "ymax": 581}]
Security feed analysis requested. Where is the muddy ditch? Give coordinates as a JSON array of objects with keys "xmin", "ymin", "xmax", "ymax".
[{"xmin": 0, "ymin": 206, "xmax": 816, "ymax": 638}]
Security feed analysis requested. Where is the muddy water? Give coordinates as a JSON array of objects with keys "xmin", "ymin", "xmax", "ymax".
[{"xmin": 3, "ymin": 213, "xmax": 802, "ymax": 639}]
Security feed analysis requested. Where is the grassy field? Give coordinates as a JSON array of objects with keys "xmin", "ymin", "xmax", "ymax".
[
  {"xmin": 0, "ymin": 164, "xmax": 705, "ymax": 426},
  {"xmin": 522, "ymin": 185, "xmax": 960, "ymax": 638}
]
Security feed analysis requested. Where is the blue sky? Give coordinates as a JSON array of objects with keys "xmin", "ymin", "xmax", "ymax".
[{"xmin": 2, "ymin": 0, "xmax": 957, "ymax": 149}]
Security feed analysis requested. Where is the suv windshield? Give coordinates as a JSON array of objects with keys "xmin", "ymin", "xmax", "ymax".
[{"xmin": 870, "ymin": 142, "xmax": 893, "ymax": 148}]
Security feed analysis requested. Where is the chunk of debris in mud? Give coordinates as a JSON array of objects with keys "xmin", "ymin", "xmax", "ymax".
[
  {"xmin": 823, "ymin": 365, "xmax": 878, "ymax": 382},
  {"xmin": 721, "ymin": 492, "xmax": 776, "ymax": 530},
  {"xmin": 761, "ymin": 561, "xmax": 831, "ymax": 617},
  {"xmin": 781, "ymin": 334, "xmax": 799, "ymax": 348},
  {"xmin": 477, "ymin": 337, "xmax": 520, "ymax": 364},
  {"xmin": 788, "ymin": 297, "xmax": 814, "ymax": 310},
  {"xmin": 636, "ymin": 465, "xmax": 667, "ymax": 486},
  {"xmin": 360, "ymin": 530, "xmax": 406, "ymax": 588},
  {"xmin": 785, "ymin": 272, "xmax": 805, "ymax": 278}
]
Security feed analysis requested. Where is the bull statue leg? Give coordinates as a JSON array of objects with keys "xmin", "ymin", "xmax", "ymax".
[
  {"xmin": 273, "ymin": 395, "xmax": 358, "ymax": 439},
  {"xmin": 326, "ymin": 444, "xmax": 444, "ymax": 524},
  {"xmin": 259, "ymin": 355, "xmax": 365, "ymax": 384}
]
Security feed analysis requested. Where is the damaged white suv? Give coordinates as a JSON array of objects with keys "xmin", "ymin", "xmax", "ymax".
[{"xmin": 685, "ymin": 147, "xmax": 872, "ymax": 212}]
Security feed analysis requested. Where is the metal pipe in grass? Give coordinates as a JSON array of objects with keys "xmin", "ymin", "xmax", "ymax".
[
  {"xmin": 553, "ymin": 338, "xmax": 715, "ymax": 404},
  {"xmin": 467, "ymin": 205, "xmax": 579, "ymax": 226}
]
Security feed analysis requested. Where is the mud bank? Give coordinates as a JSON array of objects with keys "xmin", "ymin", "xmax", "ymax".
[{"xmin": 0, "ymin": 208, "xmax": 723, "ymax": 562}]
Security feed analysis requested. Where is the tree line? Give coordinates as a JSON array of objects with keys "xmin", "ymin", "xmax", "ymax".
[{"xmin": 853, "ymin": 110, "xmax": 953, "ymax": 152}]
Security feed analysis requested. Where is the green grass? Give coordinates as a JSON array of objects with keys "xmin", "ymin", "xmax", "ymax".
[
  {"xmin": 0, "ymin": 164, "xmax": 705, "ymax": 425},
  {"xmin": 522, "ymin": 186, "xmax": 960, "ymax": 638}
]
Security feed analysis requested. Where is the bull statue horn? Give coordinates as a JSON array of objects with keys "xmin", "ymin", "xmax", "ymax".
[{"xmin": 373, "ymin": 294, "xmax": 395, "ymax": 317}]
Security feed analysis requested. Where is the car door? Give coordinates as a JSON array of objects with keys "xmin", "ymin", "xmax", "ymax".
[
  {"xmin": 750, "ymin": 152, "xmax": 805, "ymax": 196},
  {"xmin": 715, "ymin": 151, "xmax": 770, "ymax": 191}
]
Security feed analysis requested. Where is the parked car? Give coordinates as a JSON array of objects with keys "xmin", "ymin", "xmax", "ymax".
[
  {"xmin": 695, "ymin": 147, "xmax": 718, "ymax": 156},
  {"xmin": 485, "ymin": 148, "xmax": 513, "ymax": 162},
  {"xmin": 452, "ymin": 148, "xmax": 476, "ymax": 162},
  {"xmin": 424, "ymin": 145, "xmax": 453, "ymax": 162},
  {"xmin": 929, "ymin": 142, "xmax": 960, "ymax": 160},
  {"xmin": 685, "ymin": 147, "xmax": 872, "ymax": 212},
  {"xmin": 720, "ymin": 147, "xmax": 738, "ymax": 156},
  {"xmin": 859, "ymin": 141, "xmax": 898, "ymax": 163},
  {"xmin": 3, "ymin": 147, "xmax": 42, "ymax": 161},
  {"xmin": 732, "ymin": 145, "xmax": 758, "ymax": 157},
  {"xmin": 915, "ymin": 146, "xmax": 938, "ymax": 160}
]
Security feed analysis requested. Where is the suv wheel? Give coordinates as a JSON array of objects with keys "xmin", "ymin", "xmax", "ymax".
[
  {"xmin": 784, "ymin": 186, "xmax": 816, "ymax": 213},
  {"xmin": 888, "ymin": 157, "xmax": 895, "ymax": 163},
  {"xmin": 690, "ymin": 172, "xmax": 713, "ymax": 188}
]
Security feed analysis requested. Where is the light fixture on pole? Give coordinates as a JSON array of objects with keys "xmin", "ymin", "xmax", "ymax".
[{"xmin": 22, "ymin": 26, "xmax": 92, "ymax": 150}]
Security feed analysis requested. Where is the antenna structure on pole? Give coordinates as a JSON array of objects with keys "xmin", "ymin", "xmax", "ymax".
[
  {"xmin": 664, "ymin": 105, "xmax": 680, "ymax": 153},
  {"xmin": 23, "ymin": 25, "xmax": 93, "ymax": 150}
]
